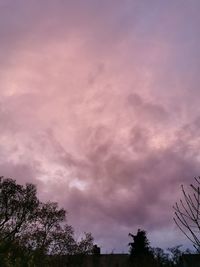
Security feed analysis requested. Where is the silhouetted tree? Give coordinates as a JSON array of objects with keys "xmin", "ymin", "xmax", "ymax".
[
  {"xmin": 0, "ymin": 177, "xmax": 39, "ymax": 239},
  {"xmin": 129, "ymin": 229, "xmax": 156, "ymax": 267},
  {"xmin": 49, "ymin": 224, "xmax": 76, "ymax": 256},
  {"xmin": 0, "ymin": 176, "xmax": 94, "ymax": 266},
  {"xmin": 152, "ymin": 247, "xmax": 171, "ymax": 267},
  {"xmin": 0, "ymin": 176, "xmax": 39, "ymax": 262},
  {"xmin": 152, "ymin": 246, "xmax": 189, "ymax": 267},
  {"xmin": 173, "ymin": 177, "xmax": 200, "ymax": 252},
  {"xmin": 167, "ymin": 245, "xmax": 183, "ymax": 266},
  {"xmin": 75, "ymin": 232, "xmax": 94, "ymax": 255},
  {"xmin": 129, "ymin": 229, "xmax": 150, "ymax": 256}
]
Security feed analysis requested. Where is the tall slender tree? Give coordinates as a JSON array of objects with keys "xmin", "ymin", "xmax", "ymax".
[
  {"xmin": 128, "ymin": 229, "xmax": 155, "ymax": 267},
  {"xmin": 129, "ymin": 229, "xmax": 151, "ymax": 256}
]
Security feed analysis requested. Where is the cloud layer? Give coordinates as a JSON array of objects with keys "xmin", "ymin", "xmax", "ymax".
[{"xmin": 0, "ymin": 0, "xmax": 200, "ymax": 251}]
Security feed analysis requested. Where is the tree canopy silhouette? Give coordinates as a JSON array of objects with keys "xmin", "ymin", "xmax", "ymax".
[
  {"xmin": 129, "ymin": 229, "xmax": 151, "ymax": 256},
  {"xmin": 128, "ymin": 229, "xmax": 155, "ymax": 267},
  {"xmin": 0, "ymin": 176, "xmax": 94, "ymax": 266}
]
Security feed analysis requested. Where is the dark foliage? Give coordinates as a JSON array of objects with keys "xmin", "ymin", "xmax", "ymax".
[
  {"xmin": 0, "ymin": 176, "xmax": 94, "ymax": 266},
  {"xmin": 0, "ymin": 176, "xmax": 194, "ymax": 266},
  {"xmin": 129, "ymin": 229, "xmax": 151, "ymax": 256},
  {"xmin": 128, "ymin": 229, "xmax": 156, "ymax": 267},
  {"xmin": 128, "ymin": 230, "xmax": 189, "ymax": 267}
]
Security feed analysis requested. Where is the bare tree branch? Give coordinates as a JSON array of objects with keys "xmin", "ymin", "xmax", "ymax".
[{"xmin": 173, "ymin": 177, "xmax": 200, "ymax": 251}]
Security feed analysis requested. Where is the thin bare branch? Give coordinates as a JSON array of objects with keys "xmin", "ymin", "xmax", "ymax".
[{"xmin": 174, "ymin": 178, "xmax": 200, "ymax": 251}]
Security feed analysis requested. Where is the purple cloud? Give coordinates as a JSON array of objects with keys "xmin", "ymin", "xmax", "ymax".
[{"xmin": 0, "ymin": 0, "xmax": 200, "ymax": 252}]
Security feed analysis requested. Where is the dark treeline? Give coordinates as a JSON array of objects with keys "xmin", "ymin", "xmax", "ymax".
[
  {"xmin": 128, "ymin": 229, "xmax": 192, "ymax": 267},
  {"xmin": 0, "ymin": 177, "xmax": 194, "ymax": 266}
]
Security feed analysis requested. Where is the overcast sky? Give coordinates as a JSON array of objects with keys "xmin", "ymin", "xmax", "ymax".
[{"xmin": 0, "ymin": 0, "xmax": 200, "ymax": 252}]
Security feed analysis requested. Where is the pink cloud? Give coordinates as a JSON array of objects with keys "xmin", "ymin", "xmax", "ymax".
[{"xmin": 0, "ymin": 0, "xmax": 200, "ymax": 252}]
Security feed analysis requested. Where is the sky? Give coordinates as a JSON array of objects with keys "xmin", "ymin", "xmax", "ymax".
[{"xmin": 0, "ymin": 0, "xmax": 200, "ymax": 252}]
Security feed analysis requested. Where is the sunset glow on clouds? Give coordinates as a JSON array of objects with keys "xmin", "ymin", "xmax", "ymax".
[{"xmin": 0, "ymin": 0, "xmax": 200, "ymax": 252}]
